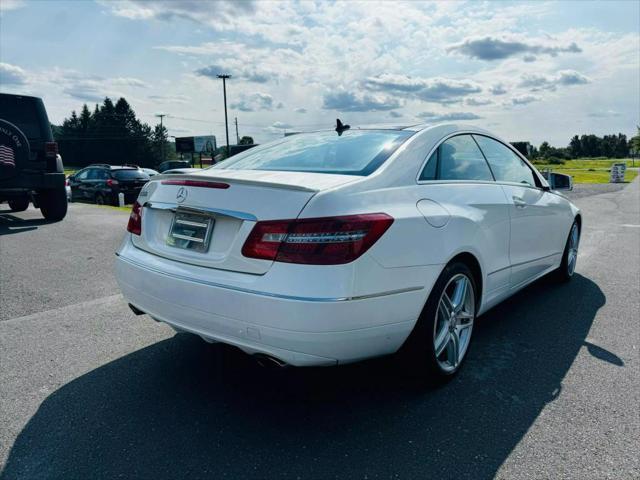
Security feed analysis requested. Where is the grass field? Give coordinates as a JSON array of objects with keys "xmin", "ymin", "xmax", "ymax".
[{"xmin": 532, "ymin": 158, "xmax": 638, "ymax": 184}]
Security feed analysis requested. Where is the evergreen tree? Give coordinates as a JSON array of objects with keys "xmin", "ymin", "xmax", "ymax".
[
  {"xmin": 568, "ymin": 135, "xmax": 581, "ymax": 158},
  {"xmin": 55, "ymin": 96, "xmax": 159, "ymax": 167}
]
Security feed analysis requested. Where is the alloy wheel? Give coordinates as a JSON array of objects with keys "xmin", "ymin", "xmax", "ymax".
[{"xmin": 433, "ymin": 273, "xmax": 475, "ymax": 373}]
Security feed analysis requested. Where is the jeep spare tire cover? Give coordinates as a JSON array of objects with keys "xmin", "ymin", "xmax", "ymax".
[{"xmin": 0, "ymin": 119, "xmax": 30, "ymax": 181}]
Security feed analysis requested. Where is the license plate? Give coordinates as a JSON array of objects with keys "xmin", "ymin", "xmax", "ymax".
[{"xmin": 167, "ymin": 209, "xmax": 214, "ymax": 252}]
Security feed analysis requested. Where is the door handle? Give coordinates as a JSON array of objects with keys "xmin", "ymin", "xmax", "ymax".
[{"xmin": 513, "ymin": 196, "xmax": 527, "ymax": 208}]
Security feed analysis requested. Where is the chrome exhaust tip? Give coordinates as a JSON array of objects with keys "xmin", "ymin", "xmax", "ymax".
[{"xmin": 254, "ymin": 354, "xmax": 288, "ymax": 368}]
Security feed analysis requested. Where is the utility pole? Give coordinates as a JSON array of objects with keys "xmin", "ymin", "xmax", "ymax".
[
  {"xmin": 234, "ymin": 117, "xmax": 240, "ymax": 144},
  {"xmin": 217, "ymin": 74, "xmax": 231, "ymax": 157},
  {"xmin": 155, "ymin": 113, "xmax": 166, "ymax": 163}
]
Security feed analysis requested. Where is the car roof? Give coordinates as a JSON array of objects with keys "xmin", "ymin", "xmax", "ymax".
[
  {"xmin": 0, "ymin": 92, "xmax": 43, "ymax": 101},
  {"xmin": 283, "ymin": 122, "xmax": 486, "ymax": 134}
]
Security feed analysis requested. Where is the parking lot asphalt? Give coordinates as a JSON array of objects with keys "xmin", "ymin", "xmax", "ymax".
[{"xmin": 1, "ymin": 182, "xmax": 638, "ymax": 480}]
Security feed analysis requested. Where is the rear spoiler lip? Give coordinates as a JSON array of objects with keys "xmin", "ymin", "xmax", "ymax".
[{"xmin": 152, "ymin": 173, "xmax": 319, "ymax": 193}]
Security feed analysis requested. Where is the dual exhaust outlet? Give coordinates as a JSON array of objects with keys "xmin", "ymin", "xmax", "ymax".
[{"xmin": 127, "ymin": 303, "xmax": 288, "ymax": 368}]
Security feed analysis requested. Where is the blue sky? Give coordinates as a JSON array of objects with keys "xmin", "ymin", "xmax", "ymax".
[{"xmin": 1, "ymin": 0, "xmax": 638, "ymax": 146}]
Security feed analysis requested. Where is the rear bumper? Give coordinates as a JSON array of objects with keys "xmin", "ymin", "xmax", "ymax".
[
  {"xmin": 115, "ymin": 244, "xmax": 430, "ymax": 366},
  {"xmin": 0, "ymin": 172, "xmax": 65, "ymax": 192}
]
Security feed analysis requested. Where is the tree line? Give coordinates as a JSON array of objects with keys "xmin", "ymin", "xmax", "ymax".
[
  {"xmin": 53, "ymin": 97, "xmax": 173, "ymax": 168},
  {"xmin": 512, "ymin": 130, "xmax": 638, "ymax": 164}
]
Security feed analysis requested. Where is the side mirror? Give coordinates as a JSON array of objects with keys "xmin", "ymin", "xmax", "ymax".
[{"xmin": 548, "ymin": 172, "xmax": 573, "ymax": 191}]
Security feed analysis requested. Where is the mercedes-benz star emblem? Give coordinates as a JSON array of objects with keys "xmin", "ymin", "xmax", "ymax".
[{"xmin": 176, "ymin": 187, "xmax": 188, "ymax": 203}]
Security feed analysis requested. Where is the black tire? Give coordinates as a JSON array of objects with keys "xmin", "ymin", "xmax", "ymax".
[
  {"xmin": 398, "ymin": 261, "xmax": 478, "ymax": 382},
  {"xmin": 555, "ymin": 220, "xmax": 580, "ymax": 282},
  {"xmin": 8, "ymin": 197, "xmax": 29, "ymax": 212},
  {"xmin": 95, "ymin": 193, "xmax": 105, "ymax": 205},
  {"xmin": 39, "ymin": 188, "xmax": 68, "ymax": 221}
]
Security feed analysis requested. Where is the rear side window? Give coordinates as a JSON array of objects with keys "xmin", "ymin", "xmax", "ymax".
[
  {"xmin": 113, "ymin": 169, "xmax": 149, "ymax": 180},
  {"xmin": 473, "ymin": 135, "xmax": 537, "ymax": 187},
  {"xmin": 419, "ymin": 150, "xmax": 438, "ymax": 180},
  {"xmin": 0, "ymin": 95, "xmax": 43, "ymax": 141},
  {"xmin": 86, "ymin": 169, "xmax": 100, "ymax": 180},
  {"xmin": 437, "ymin": 135, "xmax": 493, "ymax": 181},
  {"xmin": 212, "ymin": 129, "xmax": 413, "ymax": 176}
]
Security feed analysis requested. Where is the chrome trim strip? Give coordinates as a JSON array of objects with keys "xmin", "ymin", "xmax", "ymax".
[
  {"xmin": 487, "ymin": 252, "xmax": 562, "ymax": 276},
  {"xmin": 145, "ymin": 201, "xmax": 257, "ymax": 222},
  {"xmin": 171, "ymin": 233, "xmax": 205, "ymax": 243},
  {"xmin": 116, "ymin": 253, "xmax": 423, "ymax": 302}
]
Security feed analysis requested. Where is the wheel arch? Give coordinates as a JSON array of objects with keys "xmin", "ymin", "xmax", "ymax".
[
  {"xmin": 446, "ymin": 251, "xmax": 483, "ymax": 311},
  {"xmin": 574, "ymin": 213, "xmax": 582, "ymax": 233}
]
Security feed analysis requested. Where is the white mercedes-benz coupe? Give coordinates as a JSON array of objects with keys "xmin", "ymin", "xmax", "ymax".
[{"xmin": 115, "ymin": 123, "xmax": 580, "ymax": 378}]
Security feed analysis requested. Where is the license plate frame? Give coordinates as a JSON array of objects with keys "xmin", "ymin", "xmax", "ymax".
[{"xmin": 166, "ymin": 209, "xmax": 214, "ymax": 253}]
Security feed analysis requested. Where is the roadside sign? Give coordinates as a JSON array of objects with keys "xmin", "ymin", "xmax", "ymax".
[
  {"xmin": 610, "ymin": 163, "xmax": 626, "ymax": 183},
  {"xmin": 175, "ymin": 137, "xmax": 194, "ymax": 153},
  {"xmin": 194, "ymin": 135, "xmax": 216, "ymax": 154},
  {"xmin": 175, "ymin": 135, "xmax": 216, "ymax": 154}
]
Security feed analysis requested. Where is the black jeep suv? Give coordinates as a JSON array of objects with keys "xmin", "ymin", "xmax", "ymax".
[
  {"xmin": 0, "ymin": 93, "xmax": 67, "ymax": 220},
  {"xmin": 68, "ymin": 164, "xmax": 150, "ymax": 206}
]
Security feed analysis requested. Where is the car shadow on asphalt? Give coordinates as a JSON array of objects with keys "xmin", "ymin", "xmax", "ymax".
[
  {"xmin": 1, "ymin": 274, "xmax": 606, "ymax": 479},
  {"xmin": 0, "ymin": 212, "xmax": 53, "ymax": 235}
]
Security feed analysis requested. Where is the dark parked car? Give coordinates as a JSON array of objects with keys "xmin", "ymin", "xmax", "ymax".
[
  {"xmin": 158, "ymin": 160, "xmax": 191, "ymax": 172},
  {"xmin": 0, "ymin": 93, "xmax": 67, "ymax": 220},
  {"xmin": 68, "ymin": 164, "xmax": 149, "ymax": 205}
]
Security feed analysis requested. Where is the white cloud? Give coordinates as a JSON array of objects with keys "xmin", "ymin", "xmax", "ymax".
[
  {"xmin": 448, "ymin": 36, "xmax": 581, "ymax": 61},
  {"xmin": 465, "ymin": 98, "xmax": 493, "ymax": 106},
  {"xmin": 417, "ymin": 111, "xmax": 482, "ymax": 122},
  {"xmin": 364, "ymin": 74, "xmax": 481, "ymax": 104},
  {"xmin": 230, "ymin": 92, "xmax": 278, "ymax": 112},
  {"xmin": 507, "ymin": 95, "xmax": 541, "ymax": 106},
  {"xmin": 519, "ymin": 70, "xmax": 589, "ymax": 91},
  {"xmin": 148, "ymin": 94, "xmax": 191, "ymax": 105},
  {"xmin": 101, "ymin": 0, "xmax": 256, "ymax": 23},
  {"xmin": 111, "ymin": 77, "xmax": 148, "ymax": 88},
  {"xmin": 0, "ymin": 62, "xmax": 28, "ymax": 85},
  {"xmin": 0, "ymin": 0, "xmax": 25, "ymax": 14},
  {"xmin": 322, "ymin": 89, "xmax": 401, "ymax": 112},
  {"xmin": 489, "ymin": 84, "xmax": 508, "ymax": 95}
]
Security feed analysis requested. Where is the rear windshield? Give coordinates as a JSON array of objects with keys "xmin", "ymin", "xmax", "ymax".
[
  {"xmin": 0, "ymin": 95, "xmax": 45, "ymax": 141},
  {"xmin": 113, "ymin": 169, "xmax": 149, "ymax": 180},
  {"xmin": 211, "ymin": 129, "xmax": 413, "ymax": 176}
]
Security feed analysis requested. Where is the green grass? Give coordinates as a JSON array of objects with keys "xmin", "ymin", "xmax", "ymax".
[{"xmin": 532, "ymin": 158, "xmax": 639, "ymax": 184}]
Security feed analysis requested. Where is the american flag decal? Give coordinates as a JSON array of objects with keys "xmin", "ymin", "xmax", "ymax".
[{"xmin": 0, "ymin": 144, "xmax": 16, "ymax": 167}]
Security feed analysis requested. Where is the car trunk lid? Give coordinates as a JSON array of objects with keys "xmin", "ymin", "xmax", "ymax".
[{"xmin": 130, "ymin": 169, "xmax": 358, "ymax": 274}]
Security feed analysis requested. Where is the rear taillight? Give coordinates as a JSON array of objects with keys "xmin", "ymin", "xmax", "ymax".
[
  {"xmin": 106, "ymin": 178, "xmax": 119, "ymax": 187},
  {"xmin": 45, "ymin": 142, "xmax": 58, "ymax": 159},
  {"xmin": 242, "ymin": 213, "xmax": 393, "ymax": 265},
  {"xmin": 127, "ymin": 201, "xmax": 142, "ymax": 235}
]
